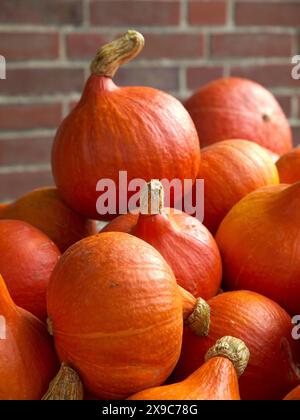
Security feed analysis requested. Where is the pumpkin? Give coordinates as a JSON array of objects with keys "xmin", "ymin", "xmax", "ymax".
[
  {"xmin": 174, "ymin": 291, "xmax": 300, "ymax": 400},
  {"xmin": 0, "ymin": 274, "xmax": 58, "ymax": 399},
  {"xmin": 196, "ymin": 139, "xmax": 279, "ymax": 234},
  {"xmin": 102, "ymin": 180, "xmax": 222, "ymax": 299},
  {"xmin": 0, "ymin": 219, "xmax": 60, "ymax": 320},
  {"xmin": 47, "ymin": 232, "xmax": 207, "ymax": 399},
  {"xmin": 215, "ymin": 182, "xmax": 300, "ymax": 315},
  {"xmin": 284, "ymin": 385, "xmax": 300, "ymax": 400},
  {"xmin": 52, "ymin": 30, "xmax": 200, "ymax": 220},
  {"xmin": 128, "ymin": 336, "xmax": 249, "ymax": 400},
  {"xmin": 0, "ymin": 187, "xmax": 96, "ymax": 253},
  {"xmin": 185, "ymin": 77, "xmax": 292, "ymax": 155},
  {"xmin": 276, "ymin": 147, "xmax": 300, "ymax": 184}
]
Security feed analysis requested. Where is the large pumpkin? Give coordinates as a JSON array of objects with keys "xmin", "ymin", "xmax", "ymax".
[
  {"xmin": 52, "ymin": 31, "xmax": 200, "ymax": 219},
  {"xmin": 185, "ymin": 77, "xmax": 292, "ymax": 155}
]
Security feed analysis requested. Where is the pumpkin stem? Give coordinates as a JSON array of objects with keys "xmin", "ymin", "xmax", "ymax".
[
  {"xmin": 205, "ymin": 336, "xmax": 250, "ymax": 378},
  {"xmin": 47, "ymin": 317, "xmax": 53, "ymax": 336},
  {"xmin": 140, "ymin": 180, "xmax": 164, "ymax": 215},
  {"xmin": 185, "ymin": 297, "xmax": 210, "ymax": 337},
  {"xmin": 42, "ymin": 363, "xmax": 84, "ymax": 400},
  {"xmin": 90, "ymin": 30, "xmax": 145, "ymax": 78}
]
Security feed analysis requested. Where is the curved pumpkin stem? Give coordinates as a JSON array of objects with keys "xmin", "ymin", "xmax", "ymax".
[
  {"xmin": 42, "ymin": 363, "xmax": 83, "ymax": 400},
  {"xmin": 140, "ymin": 180, "xmax": 164, "ymax": 215},
  {"xmin": 90, "ymin": 30, "xmax": 145, "ymax": 78},
  {"xmin": 178, "ymin": 285, "xmax": 210, "ymax": 336}
]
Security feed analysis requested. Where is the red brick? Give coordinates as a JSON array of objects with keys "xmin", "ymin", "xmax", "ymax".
[
  {"xmin": 0, "ymin": 137, "xmax": 52, "ymax": 166},
  {"xmin": 188, "ymin": 0, "xmax": 227, "ymax": 25},
  {"xmin": 66, "ymin": 33, "xmax": 111, "ymax": 60},
  {"xmin": 274, "ymin": 95, "xmax": 292, "ymax": 118},
  {"xmin": 0, "ymin": 68, "xmax": 84, "ymax": 95},
  {"xmin": 230, "ymin": 64, "xmax": 299, "ymax": 88},
  {"xmin": 211, "ymin": 33, "xmax": 292, "ymax": 58},
  {"xmin": 90, "ymin": 0, "xmax": 180, "ymax": 26},
  {"xmin": 0, "ymin": 170, "xmax": 54, "ymax": 201},
  {"xmin": 0, "ymin": 0, "xmax": 83, "ymax": 25},
  {"xmin": 0, "ymin": 103, "xmax": 62, "ymax": 131},
  {"xmin": 236, "ymin": 2, "xmax": 300, "ymax": 26},
  {"xmin": 114, "ymin": 67, "xmax": 179, "ymax": 91},
  {"xmin": 292, "ymin": 126, "xmax": 300, "ymax": 146},
  {"xmin": 186, "ymin": 66, "xmax": 224, "ymax": 91}
]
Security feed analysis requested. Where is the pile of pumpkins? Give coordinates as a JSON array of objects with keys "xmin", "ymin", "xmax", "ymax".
[{"xmin": 1, "ymin": 30, "xmax": 300, "ymax": 400}]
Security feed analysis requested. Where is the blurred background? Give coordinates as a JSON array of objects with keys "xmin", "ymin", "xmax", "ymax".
[{"xmin": 0, "ymin": 0, "xmax": 299, "ymax": 201}]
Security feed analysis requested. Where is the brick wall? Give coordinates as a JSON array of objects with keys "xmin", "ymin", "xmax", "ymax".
[{"xmin": 0, "ymin": 0, "xmax": 299, "ymax": 201}]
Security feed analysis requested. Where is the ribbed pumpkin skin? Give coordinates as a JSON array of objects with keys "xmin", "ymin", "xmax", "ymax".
[
  {"xmin": 197, "ymin": 139, "xmax": 279, "ymax": 234},
  {"xmin": 0, "ymin": 220, "xmax": 60, "ymax": 320},
  {"xmin": 185, "ymin": 77, "xmax": 292, "ymax": 155},
  {"xmin": 174, "ymin": 291, "xmax": 300, "ymax": 400},
  {"xmin": 0, "ymin": 275, "xmax": 58, "ymax": 400},
  {"xmin": 129, "ymin": 357, "xmax": 240, "ymax": 400},
  {"xmin": 47, "ymin": 232, "xmax": 183, "ymax": 399},
  {"xmin": 277, "ymin": 147, "xmax": 300, "ymax": 184},
  {"xmin": 101, "ymin": 208, "xmax": 222, "ymax": 299},
  {"xmin": 216, "ymin": 183, "xmax": 300, "ymax": 315},
  {"xmin": 0, "ymin": 187, "xmax": 96, "ymax": 253},
  {"xmin": 284, "ymin": 385, "xmax": 300, "ymax": 400},
  {"xmin": 52, "ymin": 76, "xmax": 200, "ymax": 219}
]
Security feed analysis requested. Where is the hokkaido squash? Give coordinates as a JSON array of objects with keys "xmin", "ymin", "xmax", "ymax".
[
  {"xmin": 0, "ymin": 187, "xmax": 96, "ymax": 253},
  {"xmin": 0, "ymin": 219, "xmax": 60, "ymax": 320},
  {"xmin": 0, "ymin": 274, "xmax": 58, "ymax": 399},
  {"xmin": 47, "ymin": 232, "xmax": 208, "ymax": 399},
  {"xmin": 129, "ymin": 336, "xmax": 249, "ymax": 400},
  {"xmin": 185, "ymin": 77, "xmax": 292, "ymax": 155},
  {"xmin": 196, "ymin": 139, "xmax": 279, "ymax": 234},
  {"xmin": 174, "ymin": 291, "xmax": 300, "ymax": 400},
  {"xmin": 102, "ymin": 180, "xmax": 222, "ymax": 299},
  {"xmin": 283, "ymin": 385, "xmax": 300, "ymax": 400},
  {"xmin": 276, "ymin": 147, "xmax": 300, "ymax": 183},
  {"xmin": 216, "ymin": 182, "xmax": 300, "ymax": 315},
  {"xmin": 52, "ymin": 30, "xmax": 200, "ymax": 220}
]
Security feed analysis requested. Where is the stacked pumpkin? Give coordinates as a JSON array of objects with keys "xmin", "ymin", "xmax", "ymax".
[{"xmin": 0, "ymin": 30, "xmax": 300, "ymax": 401}]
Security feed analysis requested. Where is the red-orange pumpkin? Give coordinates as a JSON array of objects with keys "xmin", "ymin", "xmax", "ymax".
[
  {"xmin": 0, "ymin": 220, "xmax": 60, "ymax": 320},
  {"xmin": 129, "ymin": 336, "xmax": 249, "ymax": 400},
  {"xmin": 0, "ymin": 187, "xmax": 96, "ymax": 253},
  {"xmin": 276, "ymin": 147, "xmax": 300, "ymax": 184},
  {"xmin": 284, "ymin": 385, "xmax": 300, "ymax": 400},
  {"xmin": 216, "ymin": 182, "xmax": 300, "ymax": 315},
  {"xmin": 52, "ymin": 31, "xmax": 200, "ymax": 220},
  {"xmin": 196, "ymin": 139, "xmax": 279, "ymax": 234},
  {"xmin": 174, "ymin": 291, "xmax": 300, "ymax": 400},
  {"xmin": 0, "ymin": 274, "xmax": 58, "ymax": 399},
  {"xmin": 47, "ymin": 232, "xmax": 205, "ymax": 399},
  {"xmin": 102, "ymin": 180, "xmax": 222, "ymax": 299},
  {"xmin": 185, "ymin": 77, "xmax": 292, "ymax": 155}
]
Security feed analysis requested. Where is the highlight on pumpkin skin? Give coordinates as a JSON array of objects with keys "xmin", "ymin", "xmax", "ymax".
[
  {"xmin": 42, "ymin": 363, "xmax": 83, "ymax": 400},
  {"xmin": 128, "ymin": 336, "xmax": 249, "ymax": 400}
]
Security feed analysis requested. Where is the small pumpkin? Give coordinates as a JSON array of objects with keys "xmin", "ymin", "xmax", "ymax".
[
  {"xmin": 47, "ymin": 232, "xmax": 207, "ymax": 399},
  {"xmin": 276, "ymin": 147, "xmax": 300, "ymax": 184},
  {"xmin": 196, "ymin": 139, "xmax": 279, "ymax": 234},
  {"xmin": 185, "ymin": 77, "xmax": 292, "ymax": 155},
  {"xmin": 216, "ymin": 182, "xmax": 300, "ymax": 315},
  {"xmin": 0, "ymin": 219, "xmax": 60, "ymax": 320},
  {"xmin": 283, "ymin": 385, "xmax": 300, "ymax": 400},
  {"xmin": 102, "ymin": 180, "xmax": 222, "ymax": 299},
  {"xmin": 174, "ymin": 291, "xmax": 300, "ymax": 400},
  {"xmin": 52, "ymin": 30, "xmax": 200, "ymax": 219},
  {"xmin": 0, "ymin": 187, "xmax": 96, "ymax": 253},
  {"xmin": 129, "ymin": 336, "xmax": 249, "ymax": 400},
  {"xmin": 0, "ymin": 274, "xmax": 58, "ymax": 399}
]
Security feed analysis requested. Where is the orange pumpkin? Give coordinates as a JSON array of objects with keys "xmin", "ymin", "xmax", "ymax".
[
  {"xmin": 185, "ymin": 77, "xmax": 292, "ymax": 155},
  {"xmin": 0, "ymin": 187, "xmax": 96, "ymax": 253},
  {"xmin": 47, "ymin": 232, "xmax": 206, "ymax": 399},
  {"xmin": 52, "ymin": 31, "xmax": 200, "ymax": 219},
  {"xmin": 129, "ymin": 336, "xmax": 249, "ymax": 400},
  {"xmin": 174, "ymin": 291, "xmax": 300, "ymax": 400},
  {"xmin": 284, "ymin": 385, "xmax": 300, "ymax": 400},
  {"xmin": 196, "ymin": 139, "xmax": 279, "ymax": 234},
  {"xmin": 276, "ymin": 147, "xmax": 300, "ymax": 184},
  {"xmin": 0, "ymin": 274, "xmax": 58, "ymax": 399},
  {"xmin": 216, "ymin": 182, "xmax": 300, "ymax": 315},
  {"xmin": 102, "ymin": 180, "xmax": 222, "ymax": 299},
  {"xmin": 0, "ymin": 219, "xmax": 60, "ymax": 320}
]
